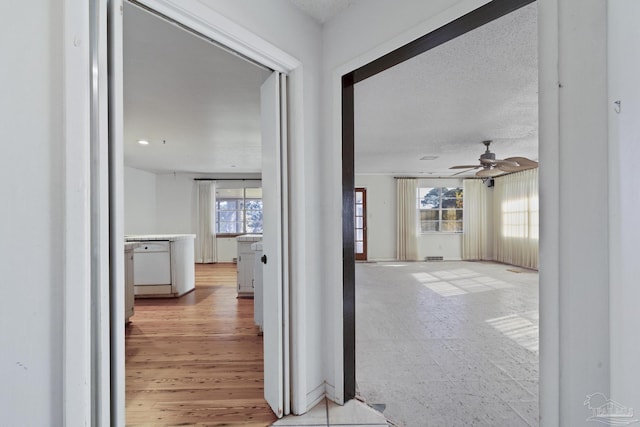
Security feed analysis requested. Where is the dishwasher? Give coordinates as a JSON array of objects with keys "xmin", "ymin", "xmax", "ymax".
[{"xmin": 133, "ymin": 241, "xmax": 172, "ymax": 296}]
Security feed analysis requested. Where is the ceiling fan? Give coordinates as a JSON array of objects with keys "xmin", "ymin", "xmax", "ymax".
[{"xmin": 450, "ymin": 140, "xmax": 538, "ymax": 177}]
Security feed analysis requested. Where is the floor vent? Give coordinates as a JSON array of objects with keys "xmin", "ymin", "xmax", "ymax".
[{"xmin": 425, "ymin": 256, "xmax": 444, "ymax": 262}]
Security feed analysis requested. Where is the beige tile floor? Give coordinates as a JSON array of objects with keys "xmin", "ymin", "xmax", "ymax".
[
  {"xmin": 275, "ymin": 261, "xmax": 539, "ymax": 427},
  {"xmin": 355, "ymin": 261, "xmax": 539, "ymax": 426},
  {"xmin": 272, "ymin": 398, "xmax": 389, "ymax": 426}
]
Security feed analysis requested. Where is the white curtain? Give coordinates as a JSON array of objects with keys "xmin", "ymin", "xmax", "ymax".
[
  {"xmin": 493, "ymin": 169, "xmax": 538, "ymax": 269},
  {"xmin": 195, "ymin": 181, "xmax": 216, "ymax": 263},
  {"xmin": 462, "ymin": 179, "xmax": 490, "ymax": 260},
  {"xmin": 396, "ymin": 178, "xmax": 418, "ymax": 261}
]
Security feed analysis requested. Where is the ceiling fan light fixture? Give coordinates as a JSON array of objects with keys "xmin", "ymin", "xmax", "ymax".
[{"xmin": 450, "ymin": 140, "xmax": 538, "ymax": 177}]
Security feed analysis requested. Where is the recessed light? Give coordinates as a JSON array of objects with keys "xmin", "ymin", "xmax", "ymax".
[
  {"xmin": 138, "ymin": 139, "xmax": 150, "ymax": 145},
  {"xmin": 420, "ymin": 155, "xmax": 439, "ymax": 161}
]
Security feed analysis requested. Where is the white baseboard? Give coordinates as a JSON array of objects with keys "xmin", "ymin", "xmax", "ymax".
[{"xmin": 306, "ymin": 382, "xmax": 326, "ymax": 412}]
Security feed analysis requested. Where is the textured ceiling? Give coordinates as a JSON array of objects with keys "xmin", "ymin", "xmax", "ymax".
[
  {"xmin": 288, "ymin": 0, "xmax": 357, "ymax": 24},
  {"xmin": 123, "ymin": 2, "xmax": 270, "ymax": 174},
  {"xmin": 354, "ymin": 3, "xmax": 538, "ymax": 177},
  {"xmin": 123, "ymin": 2, "xmax": 537, "ymax": 176}
]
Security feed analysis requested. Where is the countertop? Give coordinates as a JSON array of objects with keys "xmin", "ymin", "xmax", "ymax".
[
  {"xmin": 125, "ymin": 234, "xmax": 196, "ymax": 242},
  {"xmin": 124, "ymin": 242, "xmax": 143, "ymax": 251},
  {"xmin": 236, "ymin": 234, "xmax": 263, "ymax": 242}
]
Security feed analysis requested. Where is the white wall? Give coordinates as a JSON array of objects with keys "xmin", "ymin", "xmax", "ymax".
[
  {"xmin": 0, "ymin": 1, "xmax": 64, "ymax": 425},
  {"xmin": 155, "ymin": 173, "xmax": 193, "ymax": 235},
  {"xmin": 418, "ymin": 233, "xmax": 462, "ymax": 261},
  {"xmin": 124, "ymin": 166, "xmax": 157, "ymax": 234},
  {"xmin": 539, "ymin": 0, "xmax": 610, "ymax": 424},
  {"xmin": 354, "ymin": 175, "xmax": 395, "ymax": 260},
  {"xmin": 608, "ymin": 0, "xmax": 640, "ymax": 413}
]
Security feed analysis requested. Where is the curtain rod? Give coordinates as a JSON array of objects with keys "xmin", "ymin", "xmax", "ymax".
[
  {"xmin": 194, "ymin": 178, "xmax": 261, "ymax": 181},
  {"xmin": 393, "ymin": 176, "xmax": 476, "ymax": 179}
]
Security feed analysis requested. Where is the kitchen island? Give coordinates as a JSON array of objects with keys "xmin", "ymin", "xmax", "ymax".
[{"xmin": 125, "ymin": 234, "xmax": 195, "ymax": 297}]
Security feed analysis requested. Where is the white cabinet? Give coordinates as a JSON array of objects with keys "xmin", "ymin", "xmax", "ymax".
[
  {"xmin": 252, "ymin": 242, "xmax": 264, "ymax": 330},
  {"xmin": 170, "ymin": 238, "xmax": 195, "ymax": 296},
  {"xmin": 236, "ymin": 234, "xmax": 262, "ymax": 298},
  {"xmin": 124, "ymin": 243, "xmax": 137, "ymax": 323},
  {"xmin": 126, "ymin": 234, "xmax": 196, "ymax": 297}
]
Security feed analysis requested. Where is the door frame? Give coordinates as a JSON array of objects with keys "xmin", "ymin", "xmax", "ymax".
[
  {"xmin": 111, "ymin": 0, "xmax": 300, "ymax": 419},
  {"xmin": 341, "ymin": 0, "xmax": 536, "ymax": 402},
  {"xmin": 64, "ymin": 0, "xmax": 308, "ymax": 423}
]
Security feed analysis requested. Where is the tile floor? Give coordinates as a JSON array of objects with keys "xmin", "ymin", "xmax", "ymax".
[
  {"xmin": 272, "ymin": 398, "xmax": 389, "ymax": 426},
  {"xmin": 355, "ymin": 261, "xmax": 539, "ymax": 426}
]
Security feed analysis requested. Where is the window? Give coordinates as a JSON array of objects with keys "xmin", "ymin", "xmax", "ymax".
[
  {"xmin": 215, "ymin": 188, "xmax": 263, "ymax": 234},
  {"xmin": 417, "ymin": 187, "xmax": 463, "ymax": 233}
]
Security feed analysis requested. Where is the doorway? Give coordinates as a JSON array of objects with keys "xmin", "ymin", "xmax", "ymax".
[
  {"xmin": 110, "ymin": 0, "xmax": 293, "ymax": 422},
  {"xmin": 342, "ymin": 0, "xmax": 538, "ymax": 418}
]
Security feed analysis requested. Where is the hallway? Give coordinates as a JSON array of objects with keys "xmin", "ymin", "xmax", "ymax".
[
  {"xmin": 356, "ymin": 261, "xmax": 539, "ymax": 426},
  {"xmin": 125, "ymin": 263, "xmax": 277, "ymax": 426}
]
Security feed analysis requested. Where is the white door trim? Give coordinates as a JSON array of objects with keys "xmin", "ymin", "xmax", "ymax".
[
  {"xmin": 62, "ymin": 0, "xmax": 308, "ymax": 423},
  {"xmin": 109, "ymin": 0, "xmax": 126, "ymax": 425},
  {"xmin": 132, "ymin": 0, "xmax": 300, "ymax": 73},
  {"xmin": 63, "ymin": 0, "xmax": 93, "ymax": 424}
]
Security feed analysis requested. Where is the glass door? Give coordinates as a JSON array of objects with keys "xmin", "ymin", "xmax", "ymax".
[{"xmin": 355, "ymin": 188, "xmax": 367, "ymax": 261}]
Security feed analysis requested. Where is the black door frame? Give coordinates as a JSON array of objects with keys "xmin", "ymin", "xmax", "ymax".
[{"xmin": 342, "ymin": 0, "xmax": 536, "ymax": 400}]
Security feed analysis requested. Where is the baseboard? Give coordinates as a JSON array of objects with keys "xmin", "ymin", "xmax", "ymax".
[
  {"xmin": 325, "ymin": 382, "xmax": 336, "ymax": 402},
  {"xmin": 306, "ymin": 382, "xmax": 326, "ymax": 411}
]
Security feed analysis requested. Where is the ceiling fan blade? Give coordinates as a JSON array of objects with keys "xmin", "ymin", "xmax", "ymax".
[
  {"xmin": 493, "ymin": 159, "xmax": 519, "ymax": 167},
  {"xmin": 497, "ymin": 164, "xmax": 527, "ymax": 173},
  {"xmin": 476, "ymin": 168, "xmax": 505, "ymax": 178},
  {"xmin": 450, "ymin": 167, "xmax": 478, "ymax": 176},
  {"xmin": 450, "ymin": 165, "xmax": 481, "ymax": 169},
  {"xmin": 503, "ymin": 157, "xmax": 539, "ymax": 168},
  {"xmin": 497, "ymin": 157, "xmax": 538, "ymax": 173}
]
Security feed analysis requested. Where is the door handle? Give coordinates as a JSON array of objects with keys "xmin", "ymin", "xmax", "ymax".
[{"xmin": 261, "ymin": 254, "xmax": 268, "ymax": 264}]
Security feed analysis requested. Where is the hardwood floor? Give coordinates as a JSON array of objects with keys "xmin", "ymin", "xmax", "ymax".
[{"xmin": 126, "ymin": 263, "xmax": 277, "ymax": 426}]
